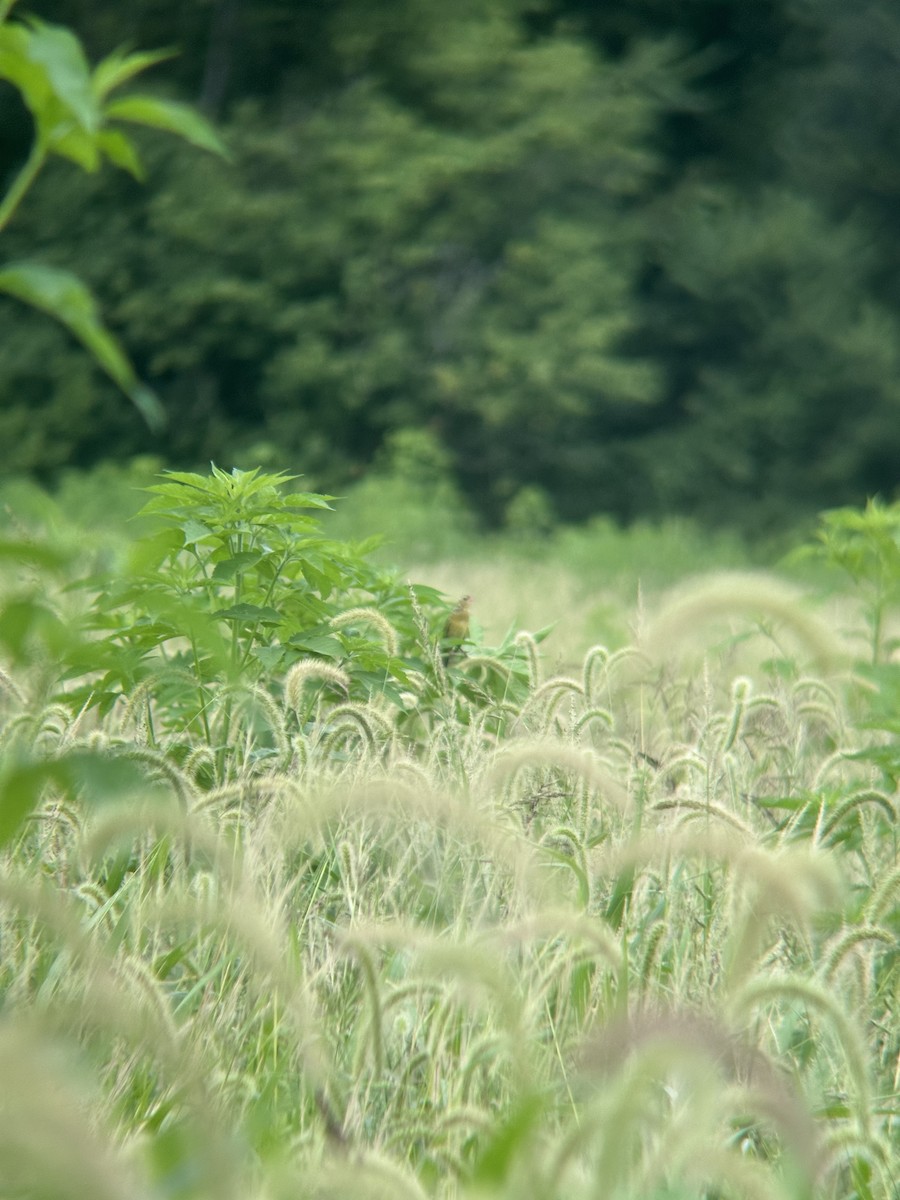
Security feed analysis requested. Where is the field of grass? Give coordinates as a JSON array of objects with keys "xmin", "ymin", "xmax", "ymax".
[{"xmin": 0, "ymin": 467, "xmax": 898, "ymax": 1200}]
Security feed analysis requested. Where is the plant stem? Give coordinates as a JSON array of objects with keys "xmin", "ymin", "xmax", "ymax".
[{"xmin": 0, "ymin": 142, "xmax": 46, "ymax": 235}]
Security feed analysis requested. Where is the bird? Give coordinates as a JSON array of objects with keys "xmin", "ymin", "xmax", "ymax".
[{"xmin": 441, "ymin": 594, "xmax": 472, "ymax": 666}]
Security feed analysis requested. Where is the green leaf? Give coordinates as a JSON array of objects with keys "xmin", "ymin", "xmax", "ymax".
[
  {"xmin": 288, "ymin": 632, "xmax": 344, "ymax": 658},
  {"xmin": 0, "ymin": 26, "xmax": 59, "ymax": 133},
  {"xmin": 24, "ymin": 19, "xmax": 97, "ymax": 130},
  {"xmin": 63, "ymin": 749, "xmax": 150, "ymax": 799},
  {"xmin": 301, "ymin": 560, "xmax": 333, "ymax": 597},
  {"xmin": 0, "ymin": 749, "xmax": 151, "ymax": 849},
  {"xmin": 97, "ymin": 127, "xmax": 143, "ymax": 178},
  {"xmin": 753, "ymin": 796, "xmax": 809, "ymax": 811},
  {"xmin": 0, "ymin": 596, "xmax": 70, "ymax": 663},
  {"xmin": 285, "ymin": 492, "xmax": 335, "ymax": 510},
  {"xmin": 470, "ymin": 1093, "xmax": 545, "ymax": 1185},
  {"xmin": 0, "ymin": 261, "xmax": 165, "ymax": 429},
  {"xmin": 211, "ymin": 552, "xmax": 262, "ymax": 580},
  {"xmin": 180, "ymin": 518, "xmax": 215, "ymax": 545},
  {"xmin": 0, "ymin": 758, "xmax": 55, "ymax": 848},
  {"xmin": 104, "ymin": 94, "xmax": 228, "ymax": 157},
  {"xmin": 252, "ymin": 645, "xmax": 286, "ymax": 671},
  {"xmin": 91, "ymin": 45, "xmax": 175, "ymax": 101}
]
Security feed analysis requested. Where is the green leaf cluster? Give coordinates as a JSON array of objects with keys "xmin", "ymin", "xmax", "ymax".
[{"xmin": 0, "ymin": 3, "xmax": 224, "ymax": 427}]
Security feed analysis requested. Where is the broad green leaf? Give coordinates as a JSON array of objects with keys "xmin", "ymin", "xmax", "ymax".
[
  {"xmin": 25, "ymin": 18, "xmax": 99, "ymax": 132},
  {"xmin": 211, "ymin": 552, "xmax": 262, "ymax": 580},
  {"xmin": 0, "ymin": 596, "xmax": 69, "ymax": 663},
  {"xmin": 0, "ymin": 749, "xmax": 153, "ymax": 849},
  {"xmin": 288, "ymin": 632, "xmax": 344, "ymax": 658},
  {"xmin": 0, "ymin": 261, "xmax": 165, "ymax": 429},
  {"xmin": 181, "ymin": 521, "xmax": 219, "ymax": 547},
  {"xmin": 104, "ymin": 94, "xmax": 228, "ymax": 157},
  {"xmin": 301, "ymin": 560, "xmax": 333, "ymax": 597},
  {"xmin": 0, "ymin": 25, "xmax": 52, "ymax": 115},
  {"xmin": 62, "ymin": 749, "xmax": 150, "ymax": 800},
  {"xmin": 0, "ymin": 758, "xmax": 57, "ymax": 848},
  {"xmin": 252, "ymin": 645, "xmax": 286, "ymax": 671},
  {"xmin": 97, "ymin": 127, "xmax": 144, "ymax": 178},
  {"xmin": 91, "ymin": 45, "xmax": 175, "ymax": 101},
  {"xmin": 470, "ymin": 1093, "xmax": 545, "ymax": 1185},
  {"xmin": 45, "ymin": 121, "xmax": 100, "ymax": 170}
]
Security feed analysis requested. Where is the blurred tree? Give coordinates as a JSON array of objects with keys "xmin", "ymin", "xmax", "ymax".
[
  {"xmin": 5, "ymin": 0, "xmax": 900, "ymax": 532},
  {"xmin": 0, "ymin": 2, "xmax": 685, "ymax": 516}
]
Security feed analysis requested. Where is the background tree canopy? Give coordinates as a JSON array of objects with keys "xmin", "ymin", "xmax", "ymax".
[{"xmin": 2, "ymin": 0, "xmax": 899, "ymax": 533}]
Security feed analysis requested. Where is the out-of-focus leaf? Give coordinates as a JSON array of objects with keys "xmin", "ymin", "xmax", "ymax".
[
  {"xmin": 0, "ymin": 597, "xmax": 70, "ymax": 663},
  {"xmin": 24, "ymin": 18, "xmax": 98, "ymax": 132},
  {"xmin": 211, "ymin": 553, "xmax": 262, "ymax": 580},
  {"xmin": 104, "ymin": 94, "xmax": 228, "ymax": 157},
  {"xmin": 0, "ymin": 538, "xmax": 70, "ymax": 568},
  {"xmin": 470, "ymin": 1092, "xmax": 545, "ymax": 1185},
  {"xmin": 0, "ymin": 25, "xmax": 52, "ymax": 116},
  {"xmin": 0, "ymin": 748, "xmax": 153, "ymax": 849},
  {"xmin": 91, "ymin": 45, "xmax": 174, "ymax": 101},
  {"xmin": 97, "ymin": 127, "xmax": 143, "ymax": 178},
  {"xmin": 0, "ymin": 261, "xmax": 165, "ymax": 429},
  {"xmin": 0, "ymin": 759, "xmax": 55, "ymax": 848}
]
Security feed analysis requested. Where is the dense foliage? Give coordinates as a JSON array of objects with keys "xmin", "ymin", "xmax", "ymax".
[
  {"xmin": 0, "ymin": 470, "xmax": 898, "ymax": 1198},
  {"xmin": 3, "ymin": 0, "xmax": 899, "ymax": 530}
]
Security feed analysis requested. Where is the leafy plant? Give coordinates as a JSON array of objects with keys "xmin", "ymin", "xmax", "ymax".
[
  {"xmin": 806, "ymin": 498, "xmax": 900, "ymax": 665},
  {"xmin": 57, "ymin": 466, "xmax": 533, "ymax": 778},
  {"xmin": 0, "ymin": 1, "xmax": 225, "ymax": 426}
]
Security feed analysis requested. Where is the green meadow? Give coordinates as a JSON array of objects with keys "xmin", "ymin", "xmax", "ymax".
[
  {"xmin": 0, "ymin": 465, "xmax": 897, "ymax": 1200},
  {"xmin": 2, "ymin": 5, "xmax": 900, "ymax": 1196}
]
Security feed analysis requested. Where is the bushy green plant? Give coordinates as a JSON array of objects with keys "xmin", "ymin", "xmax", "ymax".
[
  {"xmin": 802, "ymin": 497, "xmax": 900, "ymax": 789},
  {"xmin": 0, "ymin": 463, "xmax": 535, "ymax": 792}
]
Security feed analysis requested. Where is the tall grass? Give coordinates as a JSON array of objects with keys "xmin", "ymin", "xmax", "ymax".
[{"xmin": 0, "ymin": 491, "xmax": 898, "ymax": 1200}]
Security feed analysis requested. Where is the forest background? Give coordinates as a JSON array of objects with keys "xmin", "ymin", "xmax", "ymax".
[{"xmin": 2, "ymin": 0, "xmax": 900, "ymax": 541}]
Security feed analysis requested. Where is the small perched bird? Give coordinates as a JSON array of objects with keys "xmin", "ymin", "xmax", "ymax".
[{"xmin": 442, "ymin": 594, "xmax": 472, "ymax": 666}]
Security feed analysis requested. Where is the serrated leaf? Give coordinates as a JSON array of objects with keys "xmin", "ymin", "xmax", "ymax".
[
  {"xmin": 252, "ymin": 645, "xmax": 286, "ymax": 671},
  {"xmin": 285, "ymin": 492, "xmax": 335, "ymax": 510},
  {"xmin": 301, "ymin": 561, "xmax": 333, "ymax": 597},
  {"xmin": 211, "ymin": 552, "xmax": 262, "ymax": 580},
  {"xmin": 104, "ymin": 93, "xmax": 228, "ymax": 157},
  {"xmin": 0, "ymin": 261, "xmax": 165, "ymax": 428},
  {"xmin": 180, "ymin": 518, "xmax": 214, "ymax": 545},
  {"xmin": 287, "ymin": 632, "xmax": 343, "ymax": 658}
]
